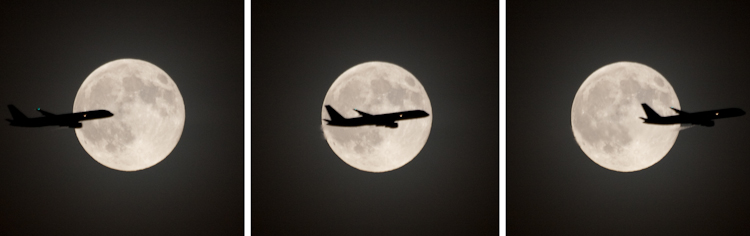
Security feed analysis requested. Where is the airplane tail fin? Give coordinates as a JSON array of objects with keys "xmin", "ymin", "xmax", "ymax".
[
  {"xmin": 325, "ymin": 105, "xmax": 344, "ymax": 121},
  {"xmin": 641, "ymin": 103, "xmax": 661, "ymax": 119},
  {"xmin": 7, "ymin": 104, "xmax": 27, "ymax": 120}
]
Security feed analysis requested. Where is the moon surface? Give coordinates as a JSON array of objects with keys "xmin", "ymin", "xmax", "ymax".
[
  {"xmin": 73, "ymin": 59, "xmax": 185, "ymax": 171},
  {"xmin": 571, "ymin": 62, "xmax": 680, "ymax": 172},
  {"xmin": 321, "ymin": 61, "xmax": 432, "ymax": 173}
]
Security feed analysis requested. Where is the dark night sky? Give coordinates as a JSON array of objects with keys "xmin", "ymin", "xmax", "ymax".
[
  {"xmin": 510, "ymin": 1, "xmax": 750, "ymax": 235},
  {"xmin": 0, "ymin": 1, "xmax": 243, "ymax": 235},
  {"xmin": 252, "ymin": 1, "xmax": 499, "ymax": 235}
]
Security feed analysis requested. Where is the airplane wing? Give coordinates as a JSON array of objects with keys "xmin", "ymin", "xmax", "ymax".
[
  {"xmin": 37, "ymin": 108, "xmax": 56, "ymax": 117},
  {"xmin": 670, "ymin": 107, "xmax": 689, "ymax": 115},
  {"xmin": 353, "ymin": 109, "xmax": 373, "ymax": 117}
]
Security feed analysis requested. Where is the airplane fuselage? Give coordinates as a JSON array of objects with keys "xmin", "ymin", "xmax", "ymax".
[
  {"xmin": 323, "ymin": 105, "xmax": 429, "ymax": 128},
  {"xmin": 6, "ymin": 105, "xmax": 113, "ymax": 128},
  {"xmin": 326, "ymin": 110, "xmax": 428, "ymax": 127},
  {"xmin": 643, "ymin": 108, "xmax": 745, "ymax": 124},
  {"xmin": 640, "ymin": 103, "xmax": 744, "ymax": 127}
]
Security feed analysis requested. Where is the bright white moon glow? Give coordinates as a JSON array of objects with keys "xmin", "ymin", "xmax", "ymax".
[
  {"xmin": 321, "ymin": 61, "xmax": 432, "ymax": 173},
  {"xmin": 571, "ymin": 62, "xmax": 680, "ymax": 172},
  {"xmin": 73, "ymin": 59, "xmax": 185, "ymax": 171}
]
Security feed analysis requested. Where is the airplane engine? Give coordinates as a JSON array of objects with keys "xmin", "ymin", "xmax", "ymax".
[{"xmin": 68, "ymin": 123, "xmax": 83, "ymax": 128}]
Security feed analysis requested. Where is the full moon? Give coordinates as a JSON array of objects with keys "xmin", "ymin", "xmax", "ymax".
[
  {"xmin": 571, "ymin": 62, "xmax": 680, "ymax": 172},
  {"xmin": 73, "ymin": 59, "xmax": 185, "ymax": 171},
  {"xmin": 321, "ymin": 61, "xmax": 432, "ymax": 173}
]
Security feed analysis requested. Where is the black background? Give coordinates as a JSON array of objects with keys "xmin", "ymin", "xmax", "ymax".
[
  {"xmin": 0, "ymin": 1, "xmax": 243, "ymax": 235},
  {"xmin": 252, "ymin": 1, "xmax": 499, "ymax": 235},
  {"xmin": 509, "ymin": 1, "xmax": 750, "ymax": 235}
]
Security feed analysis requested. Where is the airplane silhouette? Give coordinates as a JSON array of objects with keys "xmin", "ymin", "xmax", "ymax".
[
  {"xmin": 640, "ymin": 103, "xmax": 745, "ymax": 127},
  {"xmin": 323, "ymin": 105, "xmax": 429, "ymax": 128},
  {"xmin": 6, "ymin": 105, "xmax": 113, "ymax": 128}
]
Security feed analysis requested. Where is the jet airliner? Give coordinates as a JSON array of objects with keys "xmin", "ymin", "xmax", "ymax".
[
  {"xmin": 323, "ymin": 105, "xmax": 429, "ymax": 128},
  {"xmin": 640, "ymin": 103, "xmax": 745, "ymax": 127},
  {"xmin": 6, "ymin": 105, "xmax": 113, "ymax": 128}
]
